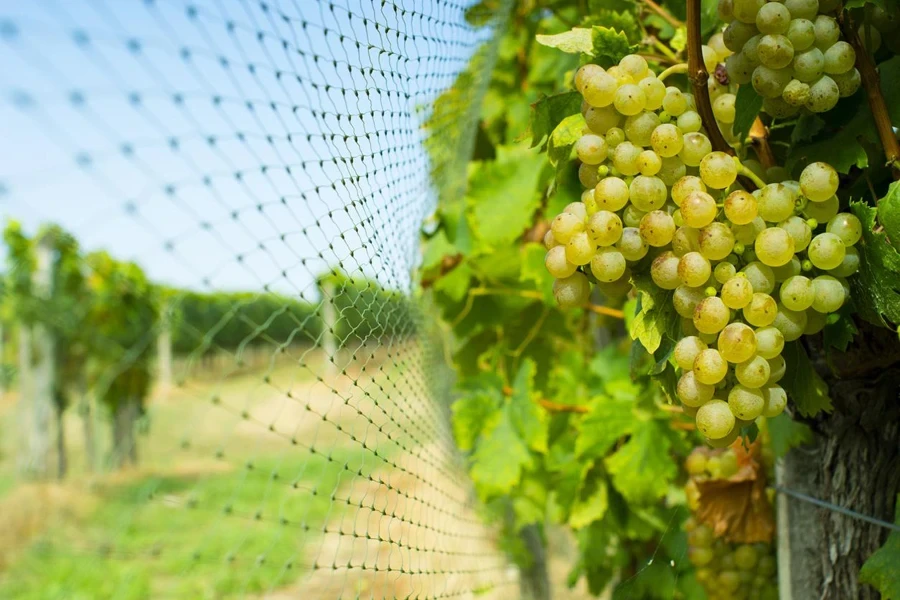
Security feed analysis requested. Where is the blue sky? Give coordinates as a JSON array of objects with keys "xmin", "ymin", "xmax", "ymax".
[{"xmin": 0, "ymin": 0, "xmax": 493, "ymax": 298}]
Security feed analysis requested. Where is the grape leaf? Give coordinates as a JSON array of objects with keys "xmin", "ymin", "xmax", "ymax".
[
  {"xmin": 585, "ymin": 9, "xmax": 640, "ymax": 44},
  {"xmin": 630, "ymin": 272, "xmax": 678, "ymax": 354},
  {"xmin": 851, "ymin": 200, "xmax": 900, "ymax": 327},
  {"xmin": 575, "ymin": 394, "xmax": 637, "ymax": 459},
  {"xmin": 422, "ymin": 230, "xmax": 456, "ymax": 271},
  {"xmin": 508, "ymin": 359, "xmax": 548, "ymax": 453},
  {"xmin": 605, "ymin": 420, "xmax": 677, "ymax": 504},
  {"xmin": 519, "ymin": 243, "xmax": 556, "ymax": 305},
  {"xmin": 664, "ymin": 0, "xmax": 720, "ymax": 35},
  {"xmin": 530, "ymin": 91, "xmax": 583, "ymax": 149},
  {"xmin": 767, "ymin": 413, "xmax": 813, "ymax": 459},
  {"xmin": 781, "ymin": 341, "xmax": 833, "ymax": 417},
  {"xmin": 536, "ymin": 28, "xmax": 595, "ymax": 55},
  {"xmin": 790, "ymin": 113, "xmax": 825, "ymax": 146},
  {"xmin": 879, "ymin": 181, "xmax": 900, "ymax": 246},
  {"xmin": 470, "ymin": 407, "xmax": 533, "ymax": 498},
  {"xmin": 548, "ymin": 113, "xmax": 586, "ymax": 177},
  {"xmin": 733, "ymin": 85, "xmax": 762, "ymax": 146},
  {"xmin": 535, "ymin": 26, "xmax": 635, "ymax": 68},
  {"xmin": 433, "ymin": 261, "xmax": 472, "ymax": 303},
  {"xmin": 452, "ymin": 389, "xmax": 502, "ymax": 452},
  {"xmin": 859, "ymin": 495, "xmax": 900, "ymax": 599},
  {"xmin": 569, "ymin": 469, "xmax": 609, "ymax": 529},
  {"xmin": 822, "ymin": 308, "xmax": 858, "ymax": 352}
]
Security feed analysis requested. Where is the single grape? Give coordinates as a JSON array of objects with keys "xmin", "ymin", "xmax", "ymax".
[
  {"xmin": 721, "ymin": 275, "xmax": 754, "ymax": 309},
  {"xmin": 814, "ymin": 15, "xmax": 841, "ymax": 51},
  {"xmin": 640, "ymin": 210, "xmax": 677, "ymax": 247},
  {"xmin": 551, "ymin": 212, "xmax": 585, "ymax": 244},
  {"xmin": 755, "ymin": 227, "xmax": 795, "ymax": 267},
  {"xmin": 617, "ymin": 227, "xmax": 649, "ymax": 261},
  {"xmin": 773, "ymin": 255, "xmax": 802, "ymax": 282},
  {"xmin": 696, "ymin": 400, "xmax": 736, "ymax": 440},
  {"xmin": 575, "ymin": 134, "xmax": 608, "ymax": 165},
  {"xmin": 578, "ymin": 163, "xmax": 600, "ymax": 188},
  {"xmin": 699, "ymin": 222, "xmax": 736, "ymax": 260},
  {"xmin": 713, "ymin": 93, "xmax": 737, "ymax": 124},
  {"xmin": 674, "ymin": 336, "xmax": 708, "ymax": 370},
  {"xmin": 755, "ymin": 326, "xmax": 785, "ymax": 359},
  {"xmin": 613, "ymin": 141, "xmax": 643, "ymax": 176},
  {"xmin": 699, "ymin": 151, "xmax": 738, "ymax": 189},
  {"xmin": 681, "ymin": 191, "xmax": 718, "ymax": 228},
  {"xmin": 702, "ymin": 44, "xmax": 720, "ymax": 73},
  {"xmin": 620, "ymin": 54, "xmax": 649, "ymax": 80},
  {"xmin": 574, "ymin": 64, "xmax": 602, "ymax": 94},
  {"xmin": 824, "ymin": 41, "xmax": 856, "ymax": 75},
  {"xmin": 677, "ymin": 110, "xmax": 704, "ymax": 133},
  {"xmin": 782, "ymin": 79, "xmax": 811, "ymax": 106},
  {"xmin": 694, "ymin": 296, "xmax": 731, "ymax": 334},
  {"xmin": 734, "ymin": 545, "xmax": 759, "ymax": 570},
  {"xmin": 804, "ymin": 194, "xmax": 840, "ymax": 222},
  {"xmin": 806, "ymin": 75, "xmax": 840, "ymax": 113},
  {"xmin": 763, "ymin": 95, "xmax": 801, "ymax": 118},
  {"xmin": 725, "ymin": 52, "xmax": 755, "ymax": 85},
  {"xmin": 648, "ymin": 123, "xmax": 682, "ymax": 159},
  {"xmin": 680, "ymin": 132, "xmax": 714, "ymax": 167},
  {"xmin": 543, "ymin": 229, "xmax": 558, "ymax": 250},
  {"xmin": 773, "ymin": 303, "xmax": 808, "ymax": 341},
  {"xmin": 829, "ymin": 246, "xmax": 860, "ymax": 277},
  {"xmin": 581, "ymin": 189, "xmax": 598, "ymax": 214},
  {"xmin": 724, "ymin": 190, "xmax": 759, "ymax": 225},
  {"xmin": 811, "ymin": 275, "xmax": 845, "ymax": 313},
  {"xmin": 545, "ymin": 245, "xmax": 577, "ymax": 278},
  {"xmin": 735, "ymin": 356, "xmax": 772, "ymax": 389},
  {"xmin": 719, "ymin": 0, "xmax": 735, "ymax": 23},
  {"xmin": 662, "ymin": 86, "xmax": 688, "ymax": 116},
  {"xmin": 629, "ymin": 175, "xmax": 668, "ymax": 211},
  {"xmin": 672, "ymin": 226, "xmax": 702, "ymax": 257},
  {"xmin": 832, "ymin": 68, "xmax": 861, "ymax": 98},
  {"xmin": 787, "ymin": 18, "xmax": 816, "ymax": 51},
  {"xmin": 780, "ymin": 275, "xmax": 815, "ymax": 311},
  {"xmin": 758, "ymin": 183, "xmax": 797, "ymax": 223},
  {"xmin": 678, "ymin": 370, "xmax": 715, "ymax": 407},
  {"xmin": 805, "ymin": 307, "xmax": 828, "ymax": 334},
  {"xmin": 809, "ymin": 232, "xmax": 847, "ymax": 270},
  {"xmin": 685, "ymin": 451, "xmax": 709, "ymax": 476},
  {"xmin": 614, "ymin": 84, "xmax": 647, "ymax": 116},
  {"xmin": 826, "ymin": 213, "xmax": 862, "ymax": 246},
  {"xmin": 756, "ymin": 2, "xmax": 790, "ymax": 34},
  {"xmin": 792, "ymin": 47, "xmax": 825, "ymax": 82},
  {"xmin": 581, "ymin": 71, "xmax": 618, "ymax": 108},
  {"xmin": 679, "ymin": 251, "xmax": 713, "ymax": 287},
  {"xmin": 566, "ymin": 231, "xmax": 595, "ymax": 265},
  {"xmin": 563, "ymin": 202, "xmax": 587, "ymax": 219},
  {"xmin": 694, "ymin": 348, "xmax": 729, "ymax": 385},
  {"xmin": 733, "ymin": 0, "xmax": 765, "ymax": 23},
  {"xmin": 715, "ymin": 261, "xmax": 738, "ymax": 284},
  {"xmin": 752, "ymin": 65, "xmax": 792, "ymax": 98},
  {"xmin": 657, "ymin": 156, "xmax": 687, "ymax": 186},
  {"xmin": 588, "ymin": 210, "xmax": 623, "ymax": 246},
  {"xmin": 584, "ymin": 104, "xmax": 622, "ymax": 135},
  {"xmin": 758, "ymin": 34, "xmax": 795, "ymax": 70},
  {"xmin": 741, "ymin": 261, "xmax": 777, "ymax": 294},
  {"xmin": 762, "ymin": 384, "xmax": 788, "ymax": 417},
  {"xmin": 623, "ymin": 204, "xmax": 647, "ymax": 228},
  {"xmin": 624, "ymin": 111, "xmax": 661, "ymax": 147},
  {"xmin": 744, "ymin": 292, "xmax": 779, "ymax": 327},
  {"xmin": 744, "ymin": 33, "xmax": 763, "ymax": 64},
  {"xmin": 605, "ymin": 127, "xmax": 626, "ymax": 148},
  {"xmin": 553, "ymin": 272, "xmax": 591, "ymax": 308},
  {"xmin": 768, "ymin": 354, "xmax": 786, "ymax": 383},
  {"xmin": 651, "ymin": 251, "xmax": 682, "ymax": 290},
  {"xmin": 675, "ymin": 285, "xmax": 708, "ymax": 318},
  {"xmin": 724, "ymin": 20, "xmax": 760, "ymax": 51},
  {"xmin": 780, "ymin": 215, "xmax": 813, "ymax": 251},
  {"xmin": 785, "ymin": 0, "xmax": 818, "ymax": 20},
  {"xmin": 638, "ymin": 150, "xmax": 662, "ymax": 176},
  {"xmin": 590, "ymin": 247, "xmax": 627, "ymax": 282},
  {"xmin": 594, "ymin": 177, "xmax": 630, "ymax": 211},
  {"xmin": 640, "ymin": 76, "xmax": 667, "ymax": 111},
  {"xmin": 596, "ymin": 269, "xmax": 633, "ymax": 299}
]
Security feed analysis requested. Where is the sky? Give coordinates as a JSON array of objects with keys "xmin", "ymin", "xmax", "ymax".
[{"xmin": 0, "ymin": 0, "xmax": 495, "ymax": 300}]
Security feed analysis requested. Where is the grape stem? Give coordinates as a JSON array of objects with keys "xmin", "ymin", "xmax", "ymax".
[
  {"xmin": 641, "ymin": 0, "xmax": 682, "ymax": 29},
  {"xmin": 736, "ymin": 163, "xmax": 767, "ymax": 190},
  {"xmin": 658, "ymin": 63, "xmax": 688, "ymax": 82},
  {"xmin": 839, "ymin": 10, "xmax": 900, "ymax": 178}
]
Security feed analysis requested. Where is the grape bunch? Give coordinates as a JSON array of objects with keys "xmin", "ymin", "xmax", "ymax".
[
  {"xmin": 718, "ymin": 0, "xmax": 861, "ymax": 115},
  {"xmin": 544, "ymin": 53, "xmax": 863, "ymax": 446}
]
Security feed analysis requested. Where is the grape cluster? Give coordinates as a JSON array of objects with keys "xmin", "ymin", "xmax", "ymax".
[
  {"xmin": 718, "ymin": 0, "xmax": 861, "ymax": 115},
  {"xmin": 544, "ymin": 54, "xmax": 863, "ymax": 446}
]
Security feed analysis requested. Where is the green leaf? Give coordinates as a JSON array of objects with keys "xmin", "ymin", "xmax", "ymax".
[
  {"xmin": 670, "ymin": 27, "xmax": 688, "ymax": 52},
  {"xmin": 548, "ymin": 113, "xmax": 586, "ymax": 177},
  {"xmin": 823, "ymin": 309, "xmax": 858, "ymax": 352},
  {"xmin": 767, "ymin": 413, "xmax": 813, "ymax": 459},
  {"xmin": 519, "ymin": 243, "xmax": 556, "ymax": 304},
  {"xmin": 590, "ymin": 27, "xmax": 636, "ymax": 67},
  {"xmin": 585, "ymin": 10, "xmax": 641, "ymax": 44},
  {"xmin": 605, "ymin": 420, "xmax": 677, "ymax": 504},
  {"xmin": 433, "ymin": 262, "xmax": 472, "ymax": 303},
  {"xmin": 452, "ymin": 389, "xmax": 502, "ymax": 451},
  {"xmin": 575, "ymin": 395, "xmax": 637, "ymax": 459},
  {"xmin": 466, "ymin": 147, "xmax": 545, "ymax": 249},
  {"xmin": 422, "ymin": 230, "xmax": 457, "ymax": 271},
  {"xmin": 470, "ymin": 408, "xmax": 533, "ymax": 498},
  {"xmin": 536, "ymin": 28, "xmax": 595, "ymax": 55},
  {"xmin": 781, "ymin": 341, "xmax": 833, "ymax": 417},
  {"xmin": 790, "ymin": 113, "xmax": 825, "ymax": 146},
  {"xmin": 509, "ymin": 359, "xmax": 548, "ymax": 453},
  {"xmin": 879, "ymin": 181, "xmax": 900, "ymax": 245},
  {"xmin": 530, "ymin": 91, "xmax": 583, "ymax": 149},
  {"xmin": 851, "ymin": 199, "xmax": 900, "ymax": 327},
  {"xmin": 629, "ymin": 272, "xmax": 678, "ymax": 354},
  {"xmin": 860, "ymin": 495, "xmax": 900, "ymax": 599},
  {"xmin": 733, "ymin": 85, "xmax": 763, "ymax": 146},
  {"xmin": 569, "ymin": 471, "xmax": 609, "ymax": 529}
]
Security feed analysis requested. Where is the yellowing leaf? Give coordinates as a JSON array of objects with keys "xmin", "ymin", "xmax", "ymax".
[{"xmin": 860, "ymin": 495, "xmax": 900, "ymax": 599}]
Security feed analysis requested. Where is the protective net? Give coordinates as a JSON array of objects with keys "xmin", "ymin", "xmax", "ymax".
[{"xmin": 0, "ymin": 1, "xmax": 519, "ymax": 597}]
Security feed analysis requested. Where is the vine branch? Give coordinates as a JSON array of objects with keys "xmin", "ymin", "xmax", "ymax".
[
  {"xmin": 686, "ymin": 0, "xmax": 731, "ymax": 156},
  {"xmin": 642, "ymin": 0, "xmax": 683, "ymax": 29},
  {"xmin": 839, "ymin": 11, "xmax": 900, "ymax": 178},
  {"xmin": 502, "ymin": 386, "xmax": 590, "ymax": 414}
]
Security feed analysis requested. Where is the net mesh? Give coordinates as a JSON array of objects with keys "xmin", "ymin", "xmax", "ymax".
[{"xmin": 0, "ymin": 1, "xmax": 518, "ymax": 597}]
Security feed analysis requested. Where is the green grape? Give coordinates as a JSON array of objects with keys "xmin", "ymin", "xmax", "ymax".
[
  {"xmin": 699, "ymin": 222, "xmax": 736, "ymax": 260},
  {"xmin": 756, "ymin": 2, "xmax": 790, "ymax": 33},
  {"xmin": 563, "ymin": 202, "xmax": 588, "ymax": 219},
  {"xmin": 588, "ymin": 210, "xmax": 623, "ymax": 246},
  {"xmin": 804, "ymin": 307, "xmax": 827, "ymax": 333},
  {"xmin": 733, "ymin": 0, "xmax": 765, "ymax": 23},
  {"xmin": 613, "ymin": 141, "xmax": 643, "ymax": 176},
  {"xmin": 566, "ymin": 231, "xmax": 595, "ymax": 265},
  {"xmin": 640, "ymin": 76, "xmax": 667, "ymax": 111},
  {"xmin": 786, "ymin": 18, "xmax": 816, "ymax": 51},
  {"xmin": 735, "ymin": 356, "xmax": 771, "ymax": 389},
  {"xmin": 713, "ymin": 93, "xmax": 737, "ymax": 124},
  {"xmin": 620, "ymin": 54, "xmax": 649, "ymax": 80},
  {"xmin": 673, "ymin": 226, "xmax": 702, "ymax": 257},
  {"xmin": 658, "ymin": 156, "xmax": 687, "ymax": 186},
  {"xmin": 677, "ymin": 110, "xmax": 704, "ymax": 133},
  {"xmin": 582, "ymin": 189, "xmax": 599, "ymax": 214},
  {"xmin": 607, "ymin": 65, "xmax": 634, "ymax": 86},
  {"xmin": 651, "ymin": 251, "xmax": 682, "ymax": 290},
  {"xmin": 584, "ymin": 105, "xmax": 622, "ymax": 136},
  {"xmin": 650, "ymin": 123, "xmax": 684, "ymax": 157},
  {"xmin": 638, "ymin": 150, "xmax": 662, "ymax": 176},
  {"xmin": 679, "ymin": 251, "xmax": 713, "ymax": 287},
  {"xmin": 741, "ymin": 261, "xmax": 777, "ymax": 294},
  {"xmin": 680, "ymin": 132, "xmax": 714, "ymax": 167},
  {"xmin": 752, "ymin": 65, "xmax": 792, "ymax": 98},
  {"xmin": 772, "ymin": 255, "xmax": 802, "ymax": 281},
  {"xmin": 725, "ymin": 52, "xmax": 755, "ymax": 85},
  {"xmin": 640, "ymin": 210, "xmax": 676, "ymax": 247},
  {"xmin": 814, "ymin": 15, "xmax": 841, "ymax": 50},
  {"xmin": 581, "ymin": 71, "xmax": 618, "ymax": 109},
  {"xmin": 724, "ymin": 19, "xmax": 760, "ymax": 50},
  {"xmin": 685, "ymin": 451, "xmax": 709, "ymax": 476},
  {"xmin": 755, "ymin": 227, "xmax": 795, "ymax": 267},
  {"xmin": 624, "ymin": 111, "xmax": 660, "ymax": 146},
  {"xmin": 699, "ymin": 151, "xmax": 738, "ymax": 189},
  {"xmin": 826, "ymin": 213, "xmax": 862, "ymax": 246},
  {"xmin": 733, "ymin": 545, "xmax": 759, "ymax": 570},
  {"xmin": 785, "ymin": 0, "xmax": 818, "ymax": 20},
  {"xmin": 725, "ymin": 190, "xmax": 759, "ymax": 225},
  {"xmin": 614, "ymin": 83, "xmax": 647, "ymax": 116},
  {"xmin": 606, "ymin": 127, "xmax": 626, "ymax": 148},
  {"xmin": 757, "ymin": 183, "xmax": 796, "ymax": 223},
  {"xmin": 832, "ymin": 68, "xmax": 861, "ymax": 98},
  {"xmin": 694, "ymin": 296, "xmax": 731, "ymax": 334},
  {"xmin": 744, "ymin": 34, "xmax": 763, "ymax": 64},
  {"xmin": 806, "ymin": 75, "xmax": 840, "ymax": 113},
  {"xmin": 809, "ymin": 232, "xmax": 847, "ymax": 270},
  {"xmin": 578, "ymin": 162, "xmax": 601, "ymax": 188},
  {"xmin": 574, "ymin": 64, "xmax": 603, "ymax": 94},
  {"xmin": 696, "ymin": 399, "xmax": 736, "ymax": 440},
  {"xmin": 762, "ymin": 384, "xmax": 788, "ymax": 417},
  {"xmin": 758, "ymin": 34, "xmax": 795, "ymax": 69},
  {"xmin": 596, "ymin": 268, "xmax": 633, "ymax": 298},
  {"xmin": 709, "ymin": 32, "xmax": 732, "ymax": 60},
  {"xmin": 768, "ymin": 354, "xmax": 786, "ymax": 383},
  {"xmin": 811, "ymin": 275, "xmax": 845, "ymax": 312},
  {"xmin": 782, "ymin": 79, "xmax": 811, "ymax": 106},
  {"xmin": 744, "ymin": 292, "xmax": 779, "ymax": 327},
  {"xmin": 780, "ymin": 275, "xmax": 815, "ymax": 311},
  {"xmin": 803, "ymin": 194, "xmax": 840, "ymax": 222},
  {"xmin": 674, "ymin": 336, "xmax": 708, "ymax": 370},
  {"xmin": 629, "ymin": 175, "xmax": 668, "ymax": 211},
  {"xmin": 678, "ymin": 370, "xmax": 715, "ymax": 407},
  {"xmin": 708, "ymin": 77, "xmax": 728, "ymax": 102},
  {"xmin": 551, "ymin": 211, "xmax": 585, "ymax": 244},
  {"xmin": 617, "ymin": 227, "xmax": 649, "ymax": 261},
  {"xmin": 545, "ymin": 245, "xmax": 577, "ymax": 278},
  {"xmin": 792, "ymin": 47, "xmax": 825, "ymax": 82},
  {"xmin": 859, "ymin": 23, "xmax": 883, "ymax": 53},
  {"xmin": 681, "ymin": 191, "xmax": 718, "ymax": 228},
  {"xmin": 728, "ymin": 384, "xmax": 766, "ymax": 420},
  {"xmin": 719, "ymin": 451, "xmax": 739, "ymax": 477},
  {"xmin": 780, "ymin": 215, "xmax": 812, "ymax": 251},
  {"xmin": 715, "ymin": 261, "xmax": 738, "ymax": 284},
  {"xmin": 590, "ymin": 247, "xmax": 627, "ymax": 282},
  {"xmin": 829, "ymin": 246, "xmax": 860, "ymax": 277},
  {"xmin": 694, "ymin": 348, "xmax": 729, "ymax": 384},
  {"xmin": 674, "ymin": 284, "xmax": 708, "ymax": 318},
  {"xmin": 662, "ymin": 86, "xmax": 689, "ymax": 116},
  {"xmin": 721, "ymin": 275, "xmax": 754, "ymax": 309},
  {"xmin": 755, "ymin": 326, "xmax": 785, "ymax": 359},
  {"xmin": 773, "ymin": 303, "xmax": 808, "ymax": 341},
  {"xmin": 575, "ymin": 134, "xmax": 609, "ymax": 165},
  {"xmin": 672, "ymin": 176, "xmax": 706, "ymax": 206},
  {"xmin": 702, "ymin": 44, "xmax": 720, "ymax": 72},
  {"xmin": 622, "ymin": 204, "xmax": 646, "ymax": 228},
  {"xmin": 595, "ymin": 177, "xmax": 630, "ymax": 211},
  {"xmin": 763, "ymin": 95, "xmax": 801, "ymax": 118},
  {"xmin": 543, "ymin": 229, "xmax": 558, "ymax": 250},
  {"xmin": 824, "ymin": 41, "xmax": 856, "ymax": 75},
  {"xmin": 553, "ymin": 272, "xmax": 591, "ymax": 308}
]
